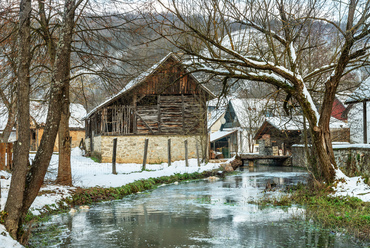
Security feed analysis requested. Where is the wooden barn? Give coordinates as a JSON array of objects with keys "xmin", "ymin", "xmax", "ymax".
[{"xmin": 84, "ymin": 53, "xmax": 215, "ymax": 163}]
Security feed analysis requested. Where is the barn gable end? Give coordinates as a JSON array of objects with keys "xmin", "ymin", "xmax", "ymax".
[{"xmin": 84, "ymin": 53, "xmax": 215, "ymax": 163}]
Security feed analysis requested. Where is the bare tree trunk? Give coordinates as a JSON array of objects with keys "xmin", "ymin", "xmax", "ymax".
[
  {"xmin": 4, "ymin": 0, "xmax": 31, "ymax": 239},
  {"xmin": 20, "ymin": 0, "xmax": 77, "ymax": 218},
  {"xmin": 37, "ymin": 0, "xmax": 73, "ymax": 186},
  {"xmin": 296, "ymin": 89, "xmax": 336, "ymax": 183},
  {"xmin": 311, "ymin": 127, "xmax": 335, "ymax": 182},
  {"xmin": 4, "ymin": 0, "xmax": 79, "ymax": 239},
  {"xmin": 57, "ymin": 82, "xmax": 72, "ymax": 186}
]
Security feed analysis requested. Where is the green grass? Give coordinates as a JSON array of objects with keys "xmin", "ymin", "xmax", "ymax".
[
  {"xmin": 251, "ymin": 182, "xmax": 370, "ymax": 241},
  {"xmin": 66, "ymin": 170, "xmax": 225, "ymax": 206}
]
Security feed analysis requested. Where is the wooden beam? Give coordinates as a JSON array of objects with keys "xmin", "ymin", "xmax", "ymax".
[
  {"xmin": 157, "ymin": 95, "xmax": 161, "ymax": 133},
  {"xmin": 364, "ymin": 101, "xmax": 367, "ymax": 144},
  {"xmin": 181, "ymin": 94, "xmax": 186, "ymax": 134},
  {"xmin": 184, "ymin": 139, "xmax": 189, "ymax": 167},
  {"xmin": 196, "ymin": 140, "xmax": 200, "ymax": 167},
  {"xmin": 183, "ymin": 111, "xmax": 207, "ymax": 135},
  {"xmin": 133, "ymin": 94, "xmax": 137, "ymax": 134},
  {"xmin": 6, "ymin": 143, "xmax": 13, "ymax": 170},
  {"xmin": 112, "ymin": 138, "xmax": 117, "ymax": 174},
  {"xmin": 0, "ymin": 143, "xmax": 5, "ymax": 170},
  {"xmin": 136, "ymin": 111, "xmax": 155, "ymax": 134},
  {"xmin": 168, "ymin": 138, "xmax": 171, "ymax": 166},
  {"xmin": 143, "ymin": 138, "xmax": 149, "ymax": 170}
]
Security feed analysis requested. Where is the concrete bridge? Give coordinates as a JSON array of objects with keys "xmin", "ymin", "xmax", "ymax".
[{"xmin": 240, "ymin": 154, "xmax": 291, "ymax": 167}]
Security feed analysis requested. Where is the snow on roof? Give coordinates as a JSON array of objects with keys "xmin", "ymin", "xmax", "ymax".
[
  {"xmin": 207, "ymin": 98, "xmax": 228, "ymax": 129},
  {"xmin": 230, "ymin": 98, "xmax": 272, "ymax": 128},
  {"xmin": 0, "ymin": 104, "xmax": 15, "ymax": 131},
  {"xmin": 207, "ymin": 97, "xmax": 229, "ymax": 108},
  {"xmin": 84, "ymin": 53, "xmax": 216, "ymax": 120},
  {"xmin": 332, "ymin": 143, "xmax": 370, "ymax": 149},
  {"xmin": 30, "ymin": 101, "xmax": 86, "ymax": 129},
  {"xmin": 210, "ymin": 130, "xmax": 237, "ymax": 142},
  {"xmin": 345, "ymin": 77, "xmax": 370, "ymax": 103},
  {"xmin": 335, "ymin": 92, "xmax": 352, "ymax": 105},
  {"xmin": 266, "ymin": 116, "xmax": 304, "ymax": 130},
  {"xmin": 208, "ymin": 107, "xmax": 226, "ymax": 130},
  {"xmin": 265, "ymin": 116, "xmax": 348, "ymax": 131},
  {"xmin": 0, "ymin": 101, "xmax": 86, "ymax": 131}
]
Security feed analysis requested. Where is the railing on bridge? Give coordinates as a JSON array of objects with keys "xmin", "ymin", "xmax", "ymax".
[{"xmin": 0, "ymin": 142, "xmax": 13, "ymax": 170}]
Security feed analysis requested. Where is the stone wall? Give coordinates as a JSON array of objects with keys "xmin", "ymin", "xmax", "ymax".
[
  {"xmin": 292, "ymin": 144, "xmax": 370, "ymax": 178},
  {"xmin": 85, "ymin": 138, "xmax": 90, "ymax": 152},
  {"xmin": 86, "ymin": 135, "xmax": 206, "ymax": 164},
  {"xmin": 94, "ymin": 135, "xmax": 102, "ymax": 153}
]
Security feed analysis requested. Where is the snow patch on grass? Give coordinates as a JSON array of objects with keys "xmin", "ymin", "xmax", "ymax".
[{"xmin": 332, "ymin": 168, "xmax": 370, "ymax": 201}]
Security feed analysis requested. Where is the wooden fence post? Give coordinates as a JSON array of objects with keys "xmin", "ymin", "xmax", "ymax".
[
  {"xmin": 0, "ymin": 143, "xmax": 5, "ymax": 171},
  {"xmin": 6, "ymin": 143, "xmax": 13, "ymax": 170},
  {"xmin": 196, "ymin": 140, "xmax": 200, "ymax": 167},
  {"xmin": 112, "ymin": 138, "xmax": 117, "ymax": 174},
  {"xmin": 168, "ymin": 138, "xmax": 171, "ymax": 166},
  {"xmin": 184, "ymin": 139, "xmax": 189, "ymax": 167},
  {"xmin": 143, "ymin": 138, "xmax": 149, "ymax": 170}
]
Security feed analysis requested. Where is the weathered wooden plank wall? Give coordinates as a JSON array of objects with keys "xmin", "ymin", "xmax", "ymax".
[{"xmin": 86, "ymin": 56, "xmax": 211, "ymax": 138}]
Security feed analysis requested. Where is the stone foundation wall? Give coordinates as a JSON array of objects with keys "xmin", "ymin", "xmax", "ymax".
[
  {"xmin": 87, "ymin": 135, "xmax": 206, "ymax": 164},
  {"xmin": 292, "ymin": 144, "xmax": 370, "ymax": 177},
  {"xmin": 85, "ymin": 138, "xmax": 90, "ymax": 152}
]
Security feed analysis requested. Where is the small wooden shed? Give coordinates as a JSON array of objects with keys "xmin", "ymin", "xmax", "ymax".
[
  {"xmin": 254, "ymin": 116, "xmax": 349, "ymax": 155},
  {"xmin": 84, "ymin": 53, "xmax": 215, "ymax": 163}
]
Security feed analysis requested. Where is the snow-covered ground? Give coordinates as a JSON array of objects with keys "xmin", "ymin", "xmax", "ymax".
[
  {"xmin": 333, "ymin": 167, "xmax": 370, "ymax": 201},
  {"xmin": 1, "ymin": 148, "xmax": 370, "ymax": 247},
  {"xmin": 0, "ymin": 148, "xmax": 224, "ymax": 247}
]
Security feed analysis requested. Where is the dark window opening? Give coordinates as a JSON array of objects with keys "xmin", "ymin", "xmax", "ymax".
[{"xmin": 137, "ymin": 96, "xmax": 158, "ymax": 106}]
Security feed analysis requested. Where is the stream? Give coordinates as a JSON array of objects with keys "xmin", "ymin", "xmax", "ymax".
[{"xmin": 29, "ymin": 165, "xmax": 364, "ymax": 247}]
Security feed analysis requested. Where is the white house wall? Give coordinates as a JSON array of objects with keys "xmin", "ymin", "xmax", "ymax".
[{"xmin": 348, "ymin": 101, "xmax": 370, "ymax": 144}]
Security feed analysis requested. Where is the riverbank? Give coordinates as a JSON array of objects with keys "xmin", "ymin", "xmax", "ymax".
[
  {"xmin": 253, "ymin": 169, "xmax": 370, "ymax": 242},
  {"xmin": 1, "ymin": 148, "xmax": 236, "ymax": 247},
  {"xmin": 2, "ymin": 147, "xmax": 370, "ymax": 246}
]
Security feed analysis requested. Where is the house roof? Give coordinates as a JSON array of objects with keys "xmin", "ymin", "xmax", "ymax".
[
  {"xmin": 207, "ymin": 98, "xmax": 228, "ymax": 130},
  {"xmin": 331, "ymin": 97, "xmax": 347, "ymax": 121},
  {"xmin": 29, "ymin": 101, "xmax": 86, "ymax": 129},
  {"xmin": 0, "ymin": 104, "xmax": 15, "ymax": 131},
  {"xmin": 208, "ymin": 107, "xmax": 226, "ymax": 130},
  {"xmin": 229, "ymin": 98, "xmax": 273, "ymax": 128},
  {"xmin": 84, "ymin": 53, "xmax": 216, "ymax": 120},
  {"xmin": 0, "ymin": 101, "xmax": 86, "ymax": 131},
  {"xmin": 254, "ymin": 116, "xmax": 348, "ymax": 140},
  {"xmin": 210, "ymin": 130, "xmax": 238, "ymax": 142},
  {"xmin": 265, "ymin": 116, "xmax": 304, "ymax": 131},
  {"xmin": 345, "ymin": 77, "xmax": 370, "ymax": 104},
  {"xmin": 265, "ymin": 116, "xmax": 348, "ymax": 130}
]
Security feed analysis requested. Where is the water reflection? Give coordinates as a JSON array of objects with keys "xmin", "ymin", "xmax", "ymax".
[{"xmin": 30, "ymin": 165, "xmax": 364, "ymax": 247}]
